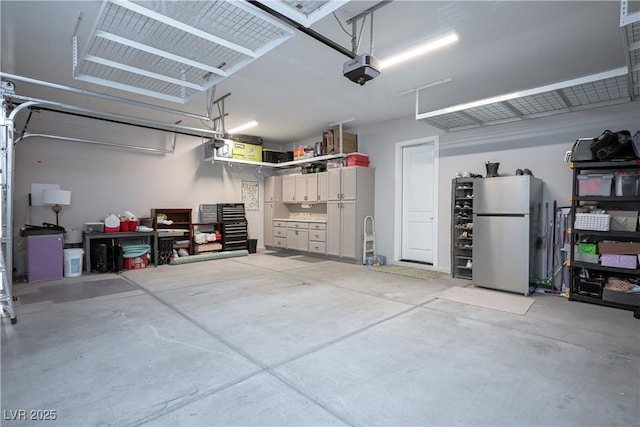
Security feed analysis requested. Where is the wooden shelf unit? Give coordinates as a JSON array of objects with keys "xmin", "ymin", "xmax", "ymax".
[
  {"xmin": 152, "ymin": 208, "xmax": 193, "ymax": 256},
  {"xmin": 190, "ymin": 222, "xmax": 223, "ymax": 255}
]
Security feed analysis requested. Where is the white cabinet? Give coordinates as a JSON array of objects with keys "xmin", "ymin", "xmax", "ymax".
[
  {"xmin": 265, "ymin": 175, "xmax": 282, "ymax": 203},
  {"xmin": 286, "ymin": 222, "xmax": 309, "ymax": 251},
  {"xmin": 294, "ymin": 174, "xmax": 318, "ymax": 203},
  {"xmin": 308, "ymin": 222, "xmax": 327, "ymax": 254},
  {"xmin": 264, "ymin": 176, "xmax": 283, "ymax": 247},
  {"xmin": 264, "ymin": 202, "xmax": 274, "ymax": 247},
  {"xmin": 273, "ymin": 220, "xmax": 287, "ymax": 248},
  {"xmin": 283, "ymin": 173, "xmax": 325, "ymax": 204},
  {"xmin": 328, "ymin": 167, "xmax": 357, "ymax": 201},
  {"xmin": 317, "ymin": 172, "xmax": 329, "ymax": 203},
  {"xmin": 326, "ymin": 167, "xmax": 375, "ymax": 262},
  {"xmin": 283, "ymin": 175, "xmax": 296, "ymax": 203}
]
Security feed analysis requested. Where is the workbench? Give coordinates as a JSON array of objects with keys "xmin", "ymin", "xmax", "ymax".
[{"xmin": 83, "ymin": 231, "xmax": 158, "ymax": 273}]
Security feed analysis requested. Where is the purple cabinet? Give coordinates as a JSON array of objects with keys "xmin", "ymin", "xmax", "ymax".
[{"xmin": 27, "ymin": 234, "xmax": 64, "ymax": 282}]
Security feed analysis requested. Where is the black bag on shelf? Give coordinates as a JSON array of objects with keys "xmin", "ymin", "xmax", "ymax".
[{"xmin": 589, "ymin": 130, "xmax": 634, "ymax": 161}]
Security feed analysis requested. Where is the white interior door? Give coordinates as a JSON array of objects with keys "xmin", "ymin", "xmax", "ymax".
[{"xmin": 401, "ymin": 142, "xmax": 435, "ymax": 263}]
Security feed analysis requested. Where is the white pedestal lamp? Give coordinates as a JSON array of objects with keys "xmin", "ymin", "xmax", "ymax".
[{"xmin": 41, "ymin": 189, "xmax": 71, "ymax": 226}]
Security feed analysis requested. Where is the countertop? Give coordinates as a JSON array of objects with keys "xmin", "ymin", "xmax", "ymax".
[{"xmin": 274, "ymin": 218, "xmax": 327, "ymax": 223}]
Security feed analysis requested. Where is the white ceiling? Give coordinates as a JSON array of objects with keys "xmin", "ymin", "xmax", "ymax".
[{"xmin": 0, "ymin": 1, "xmax": 632, "ymax": 144}]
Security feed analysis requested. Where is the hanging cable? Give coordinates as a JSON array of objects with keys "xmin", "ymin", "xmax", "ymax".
[{"xmin": 333, "ymin": 12, "xmax": 352, "ymax": 37}]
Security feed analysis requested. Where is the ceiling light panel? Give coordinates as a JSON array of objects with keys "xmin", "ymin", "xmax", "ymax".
[{"xmin": 74, "ymin": 0, "xmax": 294, "ymax": 103}]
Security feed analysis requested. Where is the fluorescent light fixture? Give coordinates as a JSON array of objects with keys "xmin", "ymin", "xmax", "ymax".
[
  {"xmin": 380, "ymin": 31, "xmax": 459, "ymax": 70},
  {"xmin": 227, "ymin": 120, "xmax": 258, "ymax": 134}
]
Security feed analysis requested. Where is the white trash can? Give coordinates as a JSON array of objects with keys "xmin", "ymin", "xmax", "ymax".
[{"xmin": 63, "ymin": 248, "xmax": 84, "ymax": 277}]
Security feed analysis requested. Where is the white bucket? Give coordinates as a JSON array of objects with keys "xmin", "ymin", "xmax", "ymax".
[{"xmin": 63, "ymin": 248, "xmax": 84, "ymax": 277}]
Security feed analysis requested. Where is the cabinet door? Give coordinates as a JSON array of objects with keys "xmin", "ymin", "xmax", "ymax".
[
  {"xmin": 306, "ymin": 174, "xmax": 318, "ymax": 203},
  {"xmin": 265, "ymin": 176, "xmax": 275, "ymax": 202},
  {"xmin": 273, "ymin": 176, "xmax": 282, "ymax": 202},
  {"xmin": 295, "ymin": 175, "xmax": 308, "ymax": 202},
  {"xmin": 328, "ymin": 169, "xmax": 342, "ymax": 201},
  {"xmin": 283, "ymin": 175, "xmax": 296, "ymax": 203},
  {"xmin": 326, "ymin": 201, "xmax": 341, "ymax": 257},
  {"xmin": 298, "ymin": 229, "xmax": 309, "ymax": 251},
  {"xmin": 264, "ymin": 202, "xmax": 273, "ymax": 246},
  {"xmin": 342, "ymin": 167, "xmax": 357, "ymax": 200},
  {"xmin": 287, "ymin": 228, "xmax": 298, "ymax": 249},
  {"xmin": 341, "ymin": 201, "xmax": 357, "ymax": 258},
  {"xmin": 318, "ymin": 172, "xmax": 329, "ymax": 202}
]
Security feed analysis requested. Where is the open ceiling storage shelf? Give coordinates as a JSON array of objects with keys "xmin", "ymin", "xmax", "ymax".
[
  {"xmin": 417, "ymin": 67, "xmax": 631, "ymax": 132},
  {"xmin": 73, "ymin": 0, "xmax": 295, "ymax": 103}
]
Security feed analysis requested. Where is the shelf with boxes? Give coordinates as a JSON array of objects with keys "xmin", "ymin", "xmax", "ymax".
[
  {"xmin": 190, "ymin": 222, "xmax": 222, "ymax": 255},
  {"xmin": 203, "ymin": 129, "xmax": 361, "ymax": 169},
  {"xmin": 568, "ymin": 160, "xmax": 640, "ymax": 311}
]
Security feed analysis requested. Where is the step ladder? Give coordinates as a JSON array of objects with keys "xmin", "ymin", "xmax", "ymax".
[{"xmin": 363, "ymin": 215, "xmax": 375, "ymax": 265}]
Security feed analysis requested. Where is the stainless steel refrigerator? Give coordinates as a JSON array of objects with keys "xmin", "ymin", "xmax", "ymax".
[{"xmin": 472, "ymin": 176, "xmax": 543, "ymax": 295}]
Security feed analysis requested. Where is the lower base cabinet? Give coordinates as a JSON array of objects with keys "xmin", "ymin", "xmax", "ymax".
[
  {"xmin": 308, "ymin": 223, "xmax": 327, "ymax": 254},
  {"xmin": 286, "ymin": 222, "xmax": 309, "ymax": 251},
  {"xmin": 327, "ymin": 200, "xmax": 357, "ymax": 259}
]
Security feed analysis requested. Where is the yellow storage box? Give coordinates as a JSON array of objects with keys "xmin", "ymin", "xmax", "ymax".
[{"xmin": 232, "ymin": 142, "xmax": 262, "ymax": 162}]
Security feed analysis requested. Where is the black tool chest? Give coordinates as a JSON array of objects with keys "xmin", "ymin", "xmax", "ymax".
[{"xmin": 217, "ymin": 203, "xmax": 248, "ymax": 251}]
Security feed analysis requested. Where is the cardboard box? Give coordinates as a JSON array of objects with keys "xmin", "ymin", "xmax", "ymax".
[
  {"xmin": 124, "ymin": 255, "xmax": 148, "ymax": 270},
  {"xmin": 600, "ymin": 254, "xmax": 638, "ymax": 269},
  {"xmin": 232, "ymin": 142, "xmax": 262, "ymax": 162},
  {"xmin": 598, "ymin": 242, "xmax": 640, "ymax": 254},
  {"xmin": 322, "ymin": 130, "xmax": 358, "ymax": 154}
]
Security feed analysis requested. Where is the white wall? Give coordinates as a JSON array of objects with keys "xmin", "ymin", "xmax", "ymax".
[
  {"xmin": 12, "ymin": 101, "xmax": 639, "ymax": 276},
  {"xmin": 13, "ymin": 111, "xmax": 268, "ymax": 272},
  {"xmin": 360, "ymin": 101, "xmax": 639, "ymax": 271}
]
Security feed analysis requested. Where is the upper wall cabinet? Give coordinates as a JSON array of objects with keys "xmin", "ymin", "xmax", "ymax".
[{"xmin": 283, "ymin": 174, "xmax": 321, "ymax": 204}]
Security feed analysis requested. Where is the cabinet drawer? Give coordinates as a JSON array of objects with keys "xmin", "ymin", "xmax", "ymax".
[
  {"xmin": 309, "ymin": 230, "xmax": 326, "ymax": 242},
  {"xmin": 273, "ymin": 220, "xmax": 288, "ymax": 228},
  {"xmin": 273, "ymin": 237, "xmax": 287, "ymax": 248},
  {"xmin": 273, "ymin": 227, "xmax": 287, "ymax": 238},
  {"xmin": 308, "ymin": 241, "xmax": 326, "ymax": 254},
  {"xmin": 288, "ymin": 222, "xmax": 309, "ymax": 230},
  {"xmin": 309, "ymin": 222, "xmax": 326, "ymax": 231}
]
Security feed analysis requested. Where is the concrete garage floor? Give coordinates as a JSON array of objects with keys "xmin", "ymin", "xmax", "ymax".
[{"xmin": 2, "ymin": 252, "xmax": 639, "ymax": 426}]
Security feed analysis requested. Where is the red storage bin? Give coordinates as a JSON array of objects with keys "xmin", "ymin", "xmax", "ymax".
[
  {"xmin": 347, "ymin": 153, "xmax": 369, "ymax": 167},
  {"xmin": 124, "ymin": 255, "xmax": 148, "ymax": 270}
]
